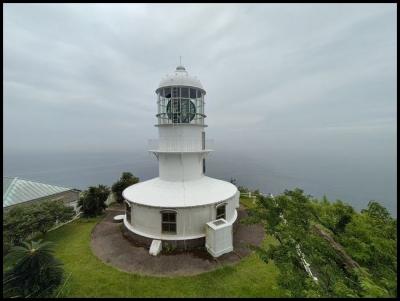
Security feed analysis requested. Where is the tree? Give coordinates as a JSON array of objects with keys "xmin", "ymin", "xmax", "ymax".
[
  {"xmin": 32, "ymin": 206, "xmax": 55, "ymax": 235},
  {"xmin": 40, "ymin": 200, "xmax": 76, "ymax": 224},
  {"xmin": 247, "ymin": 188, "xmax": 396, "ymax": 297},
  {"xmin": 339, "ymin": 204, "xmax": 397, "ymax": 296},
  {"xmin": 361, "ymin": 201, "xmax": 391, "ymax": 222},
  {"xmin": 3, "ymin": 239, "xmax": 64, "ymax": 298},
  {"xmin": 3, "ymin": 206, "xmax": 37, "ymax": 247},
  {"xmin": 3, "ymin": 200, "xmax": 76, "ymax": 252},
  {"xmin": 238, "ymin": 186, "xmax": 249, "ymax": 193},
  {"xmin": 311, "ymin": 198, "xmax": 355, "ymax": 235},
  {"xmin": 111, "ymin": 172, "xmax": 139, "ymax": 203},
  {"xmin": 33, "ymin": 200, "xmax": 76, "ymax": 234},
  {"xmin": 78, "ymin": 185, "xmax": 110, "ymax": 217}
]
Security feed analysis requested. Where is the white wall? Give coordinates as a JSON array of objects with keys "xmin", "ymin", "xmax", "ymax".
[
  {"xmin": 157, "ymin": 125, "xmax": 209, "ymax": 181},
  {"xmin": 126, "ymin": 194, "xmax": 237, "ymax": 240},
  {"xmin": 158, "ymin": 153, "xmax": 204, "ymax": 181},
  {"xmin": 158, "ymin": 125, "xmax": 203, "ymax": 151}
]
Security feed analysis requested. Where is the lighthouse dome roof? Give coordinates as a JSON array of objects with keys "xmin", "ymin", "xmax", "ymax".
[{"xmin": 156, "ymin": 65, "xmax": 206, "ymax": 94}]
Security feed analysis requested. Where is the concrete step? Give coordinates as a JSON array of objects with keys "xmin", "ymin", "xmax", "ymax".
[
  {"xmin": 149, "ymin": 239, "xmax": 162, "ymax": 256},
  {"xmin": 113, "ymin": 214, "xmax": 125, "ymax": 223}
]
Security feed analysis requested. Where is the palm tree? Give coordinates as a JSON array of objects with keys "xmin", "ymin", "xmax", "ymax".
[{"xmin": 3, "ymin": 239, "xmax": 64, "ymax": 298}]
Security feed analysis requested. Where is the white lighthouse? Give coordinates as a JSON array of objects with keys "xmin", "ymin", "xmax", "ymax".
[{"xmin": 122, "ymin": 65, "xmax": 239, "ymax": 257}]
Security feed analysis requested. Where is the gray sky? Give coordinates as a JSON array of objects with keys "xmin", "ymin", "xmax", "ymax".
[{"xmin": 4, "ymin": 3, "xmax": 397, "ymax": 156}]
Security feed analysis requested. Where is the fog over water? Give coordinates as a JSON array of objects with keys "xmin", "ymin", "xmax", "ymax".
[
  {"xmin": 3, "ymin": 4, "xmax": 397, "ymax": 215},
  {"xmin": 4, "ymin": 145, "xmax": 397, "ymax": 215}
]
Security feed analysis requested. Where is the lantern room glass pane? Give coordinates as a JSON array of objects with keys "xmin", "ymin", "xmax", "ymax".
[
  {"xmin": 190, "ymin": 88, "xmax": 196, "ymax": 98},
  {"xmin": 165, "ymin": 87, "xmax": 171, "ymax": 98},
  {"xmin": 166, "ymin": 99, "xmax": 196, "ymax": 123},
  {"xmin": 181, "ymin": 87, "xmax": 189, "ymax": 98},
  {"xmin": 156, "ymin": 86, "xmax": 205, "ymax": 125},
  {"xmin": 180, "ymin": 99, "xmax": 196, "ymax": 123},
  {"xmin": 172, "ymin": 87, "xmax": 180, "ymax": 97}
]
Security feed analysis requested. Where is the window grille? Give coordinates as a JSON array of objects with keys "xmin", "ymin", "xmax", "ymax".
[{"xmin": 161, "ymin": 211, "xmax": 177, "ymax": 234}]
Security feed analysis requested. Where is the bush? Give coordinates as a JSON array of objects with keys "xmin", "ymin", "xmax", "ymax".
[
  {"xmin": 3, "ymin": 200, "xmax": 76, "ymax": 252},
  {"xmin": 163, "ymin": 242, "xmax": 177, "ymax": 254},
  {"xmin": 112, "ymin": 172, "xmax": 139, "ymax": 203},
  {"xmin": 78, "ymin": 185, "xmax": 110, "ymax": 217}
]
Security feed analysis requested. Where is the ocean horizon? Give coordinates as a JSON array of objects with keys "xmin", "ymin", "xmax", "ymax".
[{"xmin": 3, "ymin": 148, "xmax": 396, "ymax": 216}]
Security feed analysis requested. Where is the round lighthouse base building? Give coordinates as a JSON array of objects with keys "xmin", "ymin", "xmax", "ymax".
[{"xmin": 122, "ymin": 177, "xmax": 239, "ymax": 253}]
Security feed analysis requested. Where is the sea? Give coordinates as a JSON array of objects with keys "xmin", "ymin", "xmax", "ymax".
[{"xmin": 3, "ymin": 148, "xmax": 397, "ymax": 216}]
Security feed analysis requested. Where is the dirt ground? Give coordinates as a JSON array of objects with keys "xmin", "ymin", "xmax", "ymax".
[{"xmin": 90, "ymin": 203, "xmax": 265, "ymax": 277}]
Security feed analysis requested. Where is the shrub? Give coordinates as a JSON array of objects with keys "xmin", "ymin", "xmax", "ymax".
[
  {"xmin": 112, "ymin": 172, "xmax": 139, "ymax": 203},
  {"xmin": 78, "ymin": 185, "xmax": 110, "ymax": 217}
]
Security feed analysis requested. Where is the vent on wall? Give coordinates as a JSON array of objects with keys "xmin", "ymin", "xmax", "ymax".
[{"xmin": 213, "ymin": 220, "xmax": 226, "ymax": 226}]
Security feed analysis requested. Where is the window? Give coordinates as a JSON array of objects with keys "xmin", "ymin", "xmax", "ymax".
[
  {"xmin": 165, "ymin": 87, "xmax": 171, "ymax": 98},
  {"xmin": 125, "ymin": 201, "xmax": 131, "ymax": 224},
  {"xmin": 203, "ymin": 158, "xmax": 206, "ymax": 174},
  {"xmin": 190, "ymin": 88, "xmax": 197, "ymax": 99},
  {"xmin": 172, "ymin": 87, "xmax": 180, "ymax": 97},
  {"xmin": 181, "ymin": 87, "xmax": 189, "ymax": 98},
  {"xmin": 161, "ymin": 211, "xmax": 177, "ymax": 234},
  {"xmin": 180, "ymin": 99, "xmax": 196, "ymax": 123},
  {"xmin": 166, "ymin": 99, "xmax": 180, "ymax": 123},
  {"xmin": 216, "ymin": 204, "xmax": 226, "ymax": 220},
  {"xmin": 166, "ymin": 99, "xmax": 196, "ymax": 123}
]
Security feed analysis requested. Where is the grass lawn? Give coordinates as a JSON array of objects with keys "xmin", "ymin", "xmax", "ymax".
[
  {"xmin": 239, "ymin": 195, "xmax": 258, "ymax": 209},
  {"xmin": 45, "ymin": 198, "xmax": 284, "ymax": 297}
]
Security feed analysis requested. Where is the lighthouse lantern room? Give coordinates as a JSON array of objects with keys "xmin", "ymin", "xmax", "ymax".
[{"xmin": 122, "ymin": 65, "xmax": 239, "ymax": 256}]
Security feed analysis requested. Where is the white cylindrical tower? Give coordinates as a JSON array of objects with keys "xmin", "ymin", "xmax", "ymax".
[
  {"xmin": 122, "ymin": 65, "xmax": 239, "ymax": 252},
  {"xmin": 153, "ymin": 65, "xmax": 210, "ymax": 182}
]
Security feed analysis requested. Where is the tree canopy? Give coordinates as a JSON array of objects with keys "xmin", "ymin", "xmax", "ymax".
[
  {"xmin": 78, "ymin": 185, "xmax": 110, "ymax": 217},
  {"xmin": 246, "ymin": 188, "xmax": 397, "ymax": 297},
  {"xmin": 3, "ymin": 200, "xmax": 76, "ymax": 255},
  {"xmin": 111, "ymin": 172, "xmax": 139, "ymax": 203}
]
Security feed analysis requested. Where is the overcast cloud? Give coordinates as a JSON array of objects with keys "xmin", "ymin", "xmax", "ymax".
[{"xmin": 4, "ymin": 3, "xmax": 397, "ymax": 157}]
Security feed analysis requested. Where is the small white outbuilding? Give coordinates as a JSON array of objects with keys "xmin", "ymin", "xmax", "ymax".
[{"xmin": 122, "ymin": 65, "xmax": 239, "ymax": 256}]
